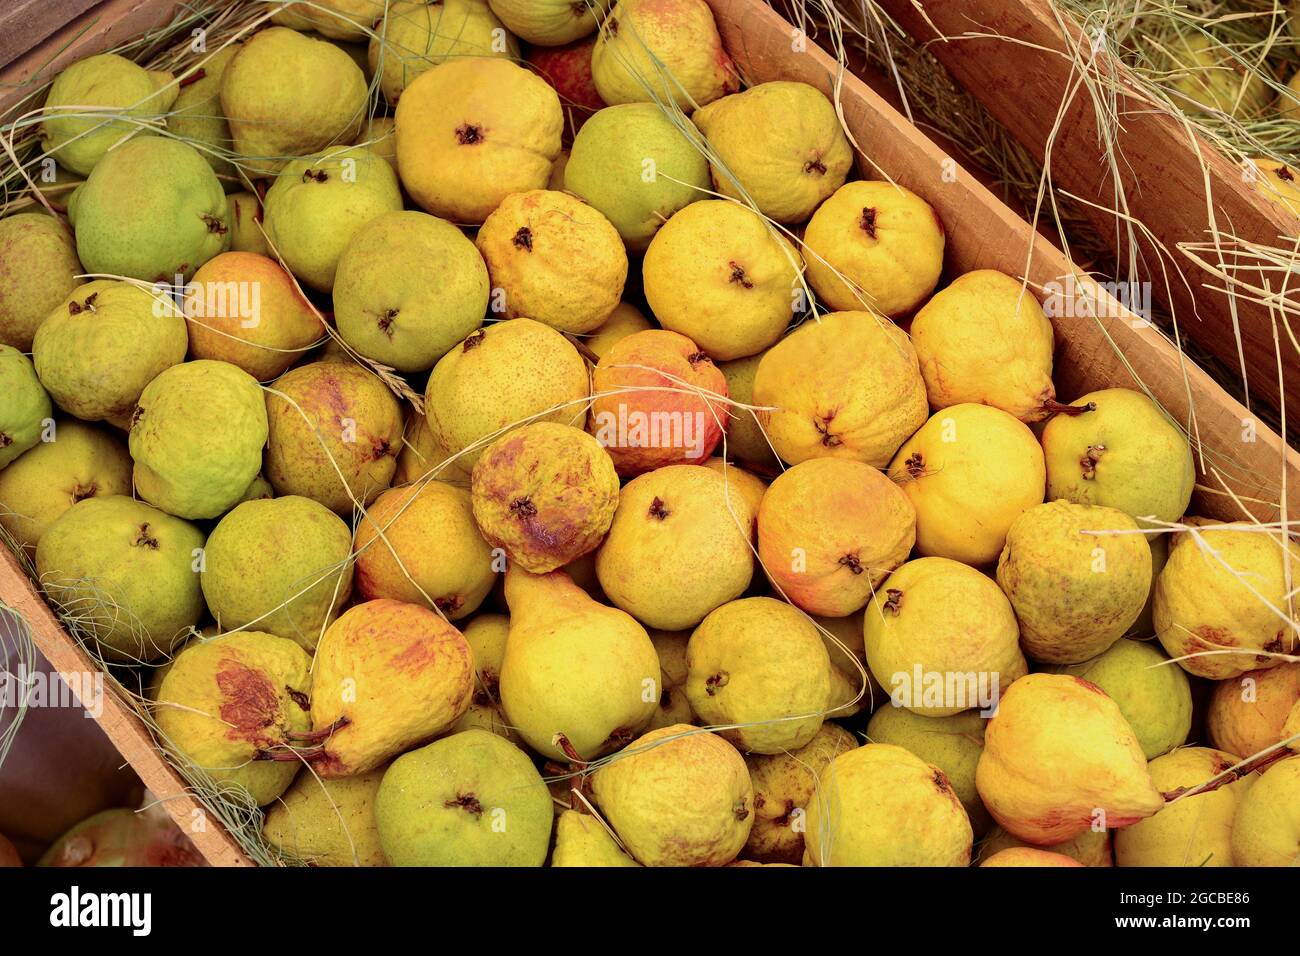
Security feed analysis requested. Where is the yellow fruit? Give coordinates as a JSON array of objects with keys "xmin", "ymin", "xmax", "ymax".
[
  {"xmin": 865, "ymin": 557, "xmax": 1026, "ymax": 717},
  {"xmin": 1230, "ymin": 755, "xmax": 1300, "ymax": 866},
  {"xmin": 753, "ymin": 311, "xmax": 929, "ymax": 467},
  {"xmin": 977, "ymin": 825, "xmax": 1113, "ymax": 865},
  {"xmin": 981, "ymin": 848, "xmax": 1083, "ymax": 867},
  {"xmin": 395, "ymin": 58, "xmax": 562, "ymax": 224},
  {"xmin": 910, "ymin": 270, "xmax": 1059, "ymax": 422},
  {"xmin": 975, "ymin": 674, "xmax": 1164, "ymax": 845},
  {"xmin": 803, "ymin": 180, "xmax": 944, "ymax": 316},
  {"xmin": 552, "ymin": 811, "xmax": 640, "ymax": 867},
  {"xmin": 701, "ymin": 458, "xmax": 766, "ymax": 521},
  {"xmin": 585, "ymin": 302, "xmax": 654, "ymax": 360},
  {"xmin": 1208, "ymin": 662, "xmax": 1300, "ymax": 759},
  {"xmin": 263, "ymin": 768, "xmax": 388, "ymax": 866},
  {"xmin": 1166, "ymin": 33, "xmax": 1272, "ymax": 118},
  {"xmin": 643, "ymin": 200, "xmax": 802, "ymax": 361},
  {"xmin": 488, "ymin": 0, "xmax": 607, "ymax": 45},
  {"xmin": 888, "ymin": 403, "xmax": 1045, "ymax": 566},
  {"xmin": 717, "ymin": 352, "xmax": 780, "ymax": 471},
  {"xmin": 369, "ymin": 0, "xmax": 518, "ymax": 104},
  {"xmin": 273, "ymin": 0, "xmax": 387, "ymax": 41},
  {"xmin": 393, "ymin": 407, "xmax": 457, "ymax": 485},
  {"xmin": 1247, "ymin": 157, "xmax": 1300, "ymax": 218}
]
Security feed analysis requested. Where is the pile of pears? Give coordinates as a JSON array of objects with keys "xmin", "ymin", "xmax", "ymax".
[{"xmin": 1, "ymin": 0, "xmax": 1297, "ymax": 869}]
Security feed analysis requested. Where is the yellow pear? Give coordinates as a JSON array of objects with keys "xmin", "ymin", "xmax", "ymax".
[
  {"xmin": 393, "ymin": 406, "xmax": 458, "ymax": 485},
  {"xmin": 1247, "ymin": 157, "xmax": 1300, "ymax": 218},
  {"xmin": 977, "ymin": 824, "xmax": 1113, "ymax": 866},
  {"xmin": 701, "ymin": 459, "xmax": 767, "ymax": 523},
  {"xmin": 888, "ymin": 403, "xmax": 1045, "ymax": 566},
  {"xmin": 499, "ymin": 566, "xmax": 660, "ymax": 761},
  {"xmin": 752, "ymin": 311, "xmax": 929, "ymax": 467},
  {"xmin": 449, "ymin": 613, "xmax": 522, "ymax": 744},
  {"xmin": 369, "ymin": 0, "xmax": 518, "ymax": 104},
  {"xmin": 585, "ymin": 302, "xmax": 654, "ymax": 360},
  {"xmin": 647, "ymin": 628, "xmax": 696, "ymax": 731},
  {"xmin": 551, "ymin": 810, "xmax": 640, "ymax": 867},
  {"xmin": 717, "ymin": 351, "xmax": 781, "ymax": 472},
  {"xmin": 975, "ymin": 673, "xmax": 1164, "ymax": 845},
  {"xmin": 981, "ymin": 848, "xmax": 1083, "ymax": 867},
  {"xmin": 263, "ymin": 767, "xmax": 388, "ymax": 866},
  {"xmin": 273, "ymin": 0, "xmax": 387, "ymax": 41},
  {"xmin": 1208, "ymin": 662, "xmax": 1300, "ymax": 759},
  {"xmin": 1230, "ymin": 755, "xmax": 1300, "ymax": 866}
]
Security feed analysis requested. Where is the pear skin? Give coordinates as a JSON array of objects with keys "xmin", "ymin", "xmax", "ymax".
[
  {"xmin": 716, "ymin": 352, "xmax": 781, "ymax": 472},
  {"xmin": 370, "ymin": 0, "xmax": 518, "ymax": 104},
  {"xmin": 585, "ymin": 302, "xmax": 654, "ymax": 360},
  {"xmin": 975, "ymin": 673, "xmax": 1164, "ymax": 845},
  {"xmin": 977, "ymin": 824, "xmax": 1113, "ymax": 866},
  {"xmin": 552, "ymin": 810, "xmax": 640, "ymax": 867},
  {"xmin": 499, "ymin": 566, "xmax": 660, "ymax": 761},
  {"xmin": 1208, "ymin": 662, "xmax": 1300, "ymax": 759},
  {"xmin": 1230, "ymin": 754, "xmax": 1300, "ymax": 866},
  {"xmin": 0, "ymin": 346, "xmax": 51, "ymax": 468},
  {"xmin": 263, "ymin": 767, "xmax": 387, "ymax": 866},
  {"xmin": 0, "ymin": 213, "xmax": 81, "ymax": 351},
  {"xmin": 981, "ymin": 848, "xmax": 1083, "ymax": 867},
  {"xmin": 37, "ymin": 808, "xmax": 203, "ymax": 867},
  {"xmin": 489, "ymin": 0, "xmax": 606, "ymax": 45}
]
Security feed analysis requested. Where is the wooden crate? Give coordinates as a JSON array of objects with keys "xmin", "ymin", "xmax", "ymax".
[
  {"xmin": 875, "ymin": 0, "xmax": 1300, "ymax": 418},
  {"xmin": 0, "ymin": 0, "xmax": 1296, "ymax": 866}
]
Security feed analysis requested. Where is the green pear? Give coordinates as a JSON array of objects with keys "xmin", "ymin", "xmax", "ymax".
[
  {"xmin": 500, "ymin": 566, "xmax": 660, "ymax": 761},
  {"xmin": 155, "ymin": 631, "xmax": 312, "ymax": 806},
  {"xmin": 220, "ymin": 27, "xmax": 368, "ymax": 177},
  {"xmin": 0, "ymin": 346, "xmax": 51, "ymax": 468},
  {"xmin": 201, "ymin": 495, "xmax": 354, "ymax": 651},
  {"xmin": 70, "ymin": 137, "xmax": 229, "ymax": 282},
  {"xmin": 263, "ymin": 767, "xmax": 388, "ymax": 866},
  {"xmin": 167, "ymin": 45, "xmax": 240, "ymax": 181},
  {"xmin": 0, "ymin": 213, "xmax": 82, "ymax": 351},
  {"xmin": 564, "ymin": 103, "xmax": 710, "ymax": 251},
  {"xmin": 717, "ymin": 351, "xmax": 780, "ymax": 472},
  {"xmin": 1047, "ymin": 638, "xmax": 1192, "ymax": 759},
  {"xmin": 128, "ymin": 360, "xmax": 268, "ymax": 519},
  {"xmin": 866, "ymin": 706, "xmax": 994, "ymax": 837},
  {"xmin": 33, "ymin": 280, "xmax": 188, "ymax": 427},
  {"xmin": 263, "ymin": 146, "xmax": 403, "ymax": 292},
  {"xmin": 1230, "ymin": 754, "xmax": 1300, "ymax": 866},
  {"xmin": 333, "ymin": 210, "xmax": 488, "ymax": 372},
  {"xmin": 646, "ymin": 628, "xmax": 696, "ymax": 731},
  {"xmin": 0, "ymin": 418, "xmax": 131, "ymax": 553},
  {"xmin": 39, "ymin": 53, "xmax": 178, "ymax": 176},
  {"xmin": 1041, "ymin": 388, "xmax": 1194, "ymax": 526},
  {"xmin": 35, "ymin": 495, "xmax": 204, "ymax": 663},
  {"xmin": 375, "ymin": 729, "xmax": 553, "ymax": 866},
  {"xmin": 225, "ymin": 192, "xmax": 269, "ymax": 255},
  {"xmin": 552, "ymin": 810, "xmax": 640, "ymax": 867}
]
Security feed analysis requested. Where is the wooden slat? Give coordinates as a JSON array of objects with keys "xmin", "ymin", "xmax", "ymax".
[{"xmin": 0, "ymin": 0, "xmax": 102, "ymax": 70}]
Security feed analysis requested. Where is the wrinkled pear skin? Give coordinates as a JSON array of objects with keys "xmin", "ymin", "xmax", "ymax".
[
  {"xmin": 263, "ymin": 768, "xmax": 388, "ymax": 867},
  {"xmin": 0, "ymin": 213, "xmax": 81, "ymax": 352}
]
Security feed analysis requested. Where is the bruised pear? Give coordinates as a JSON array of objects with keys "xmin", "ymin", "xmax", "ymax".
[
  {"xmin": 552, "ymin": 810, "xmax": 640, "ymax": 867},
  {"xmin": 263, "ymin": 767, "xmax": 387, "ymax": 866},
  {"xmin": 471, "ymin": 422, "xmax": 619, "ymax": 572},
  {"xmin": 758, "ymin": 457, "xmax": 914, "ymax": 616},
  {"xmin": 310, "ymin": 599, "xmax": 475, "ymax": 776},
  {"xmin": 804, "ymin": 744, "xmax": 972, "ymax": 866},
  {"xmin": 500, "ymin": 566, "xmax": 660, "ymax": 761},
  {"xmin": 155, "ymin": 631, "xmax": 312, "ymax": 806},
  {"xmin": 592, "ymin": 724, "xmax": 753, "ymax": 866},
  {"xmin": 975, "ymin": 673, "xmax": 1164, "ymax": 845}
]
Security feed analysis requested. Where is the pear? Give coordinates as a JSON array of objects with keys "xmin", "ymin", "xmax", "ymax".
[
  {"xmin": 743, "ymin": 722, "xmax": 857, "ymax": 864},
  {"xmin": 264, "ymin": 359, "xmax": 404, "ymax": 514},
  {"xmin": 425, "ymin": 319, "xmax": 590, "ymax": 472},
  {"xmin": 354, "ymin": 481, "xmax": 495, "ymax": 619},
  {"xmin": 647, "ymin": 628, "xmax": 696, "ymax": 731},
  {"xmin": 263, "ymin": 147, "xmax": 403, "ymax": 292},
  {"xmin": 273, "ymin": 0, "xmax": 387, "ymax": 41},
  {"xmin": 0, "ymin": 213, "xmax": 81, "ymax": 351},
  {"xmin": 263, "ymin": 767, "xmax": 387, "ymax": 866},
  {"xmin": 975, "ymin": 673, "xmax": 1164, "ymax": 844},
  {"xmin": 184, "ymin": 252, "xmax": 325, "ymax": 381},
  {"xmin": 155, "ymin": 631, "xmax": 312, "ymax": 805},
  {"xmin": 1041, "ymin": 388, "xmax": 1194, "ymax": 526},
  {"xmin": 36, "ymin": 496, "xmax": 204, "ymax": 663},
  {"xmin": 717, "ymin": 352, "xmax": 780, "ymax": 472},
  {"xmin": 1166, "ymin": 33, "xmax": 1272, "ymax": 118},
  {"xmin": 596, "ymin": 464, "xmax": 755, "ymax": 630},
  {"xmin": 981, "ymin": 848, "xmax": 1083, "ymax": 867},
  {"xmin": 752, "ymin": 311, "xmax": 929, "ymax": 467},
  {"xmin": 1048, "ymin": 639, "xmax": 1192, "ymax": 760},
  {"xmin": 694, "ymin": 82, "xmax": 852, "ymax": 224},
  {"xmin": 910, "ymin": 270, "xmax": 1059, "ymax": 421},
  {"xmin": 471, "ymin": 422, "xmax": 619, "ymax": 572},
  {"xmin": 128, "ymin": 360, "xmax": 268, "ymax": 520},
  {"xmin": 588, "ymin": 329, "xmax": 729, "ymax": 474},
  {"xmin": 1230, "ymin": 755, "xmax": 1300, "ymax": 866},
  {"xmin": 376, "ymin": 729, "xmax": 552, "ymax": 866},
  {"xmin": 591, "ymin": 0, "xmax": 738, "ymax": 110},
  {"xmin": 489, "ymin": 0, "xmax": 606, "ymax": 44},
  {"xmin": 803, "ymin": 181, "xmax": 945, "ymax": 316},
  {"xmin": 701, "ymin": 458, "xmax": 767, "ymax": 521},
  {"xmin": 758, "ymin": 457, "xmax": 915, "ymax": 616},
  {"xmin": 804, "ymin": 743, "xmax": 973, "ymax": 866},
  {"xmin": 887, "ymin": 403, "xmax": 1046, "ymax": 566},
  {"xmin": 685, "ymin": 596, "xmax": 831, "ymax": 753},
  {"xmin": 70, "ymin": 137, "xmax": 229, "ymax": 282},
  {"xmin": 552, "ymin": 810, "xmax": 640, "ymax": 867},
  {"xmin": 499, "ymin": 566, "xmax": 660, "ymax": 760},
  {"xmin": 997, "ymin": 501, "xmax": 1153, "ymax": 663},
  {"xmin": 865, "ymin": 557, "xmax": 1027, "ymax": 717},
  {"xmin": 220, "ymin": 27, "xmax": 368, "ymax": 177},
  {"xmin": 334, "ymin": 210, "xmax": 488, "ymax": 373},
  {"xmin": 643, "ymin": 200, "xmax": 802, "ymax": 361},
  {"xmin": 1154, "ymin": 522, "xmax": 1300, "ymax": 679},
  {"xmin": 585, "ymin": 302, "xmax": 654, "ymax": 359},
  {"xmin": 395, "ymin": 58, "xmax": 562, "ymax": 224},
  {"xmin": 977, "ymin": 824, "xmax": 1113, "ymax": 866},
  {"xmin": 33, "ymin": 280, "xmax": 188, "ymax": 428},
  {"xmin": 37, "ymin": 807, "xmax": 204, "ymax": 868},
  {"xmin": 1248, "ymin": 157, "xmax": 1300, "ymax": 218},
  {"xmin": 1114, "ymin": 747, "xmax": 1253, "ymax": 867},
  {"xmin": 0, "ymin": 418, "xmax": 131, "ymax": 553},
  {"xmin": 311, "ymin": 599, "xmax": 475, "ymax": 776},
  {"xmin": 370, "ymin": 0, "xmax": 519, "ymax": 104},
  {"xmin": 0, "ymin": 347, "xmax": 51, "ymax": 468},
  {"xmin": 591, "ymin": 724, "xmax": 753, "ymax": 866},
  {"xmin": 201, "ymin": 496, "xmax": 354, "ymax": 652},
  {"xmin": 450, "ymin": 613, "xmax": 521, "ymax": 743},
  {"xmin": 477, "ymin": 190, "xmax": 627, "ymax": 334},
  {"xmin": 356, "ymin": 116, "xmax": 397, "ymax": 172},
  {"xmin": 167, "ymin": 45, "xmax": 239, "ymax": 181},
  {"xmin": 225, "ymin": 192, "xmax": 269, "ymax": 255},
  {"xmin": 564, "ymin": 103, "xmax": 710, "ymax": 251},
  {"xmin": 393, "ymin": 406, "xmax": 457, "ymax": 485},
  {"xmin": 39, "ymin": 53, "xmax": 178, "ymax": 176},
  {"xmin": 1208, "ymin": 662, "xmax": 1300, "ymax": 760},
  {"xmin": 867, "ymin": 706, "xmax": 994, "ymax": 837}
]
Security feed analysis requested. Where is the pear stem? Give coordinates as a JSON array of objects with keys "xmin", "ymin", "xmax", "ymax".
[
  {"xmin": 1161, "ymin": 742, "xmax": 1292, "ymax": 803},
  {"xmin": 286, "ymin": 716, "xmax": 350, "ymax": 743},
  {"xmin": 1041, "ymin": 399, "xmax": 1096, "ymax": 417}
]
